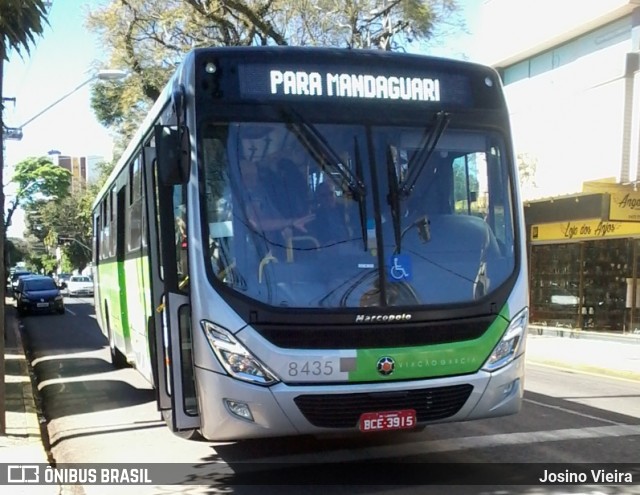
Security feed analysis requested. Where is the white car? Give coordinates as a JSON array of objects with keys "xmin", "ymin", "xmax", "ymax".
[{"xmin": 66, "ymin": 275, "xmax": 94, "ymax": 297}]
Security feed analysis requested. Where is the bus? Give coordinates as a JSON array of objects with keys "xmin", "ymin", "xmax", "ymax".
[{"xmin": 92, "ymin": 46, "xmax": 528, "ymax": 441}]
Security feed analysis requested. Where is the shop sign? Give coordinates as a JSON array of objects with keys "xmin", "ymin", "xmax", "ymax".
[
  {"xmin": 530, "ymin": 218, "xmax": 640, "ymax": 243},
  {"xmin": 610, "ymin": 192, "xmax": 640, "ymax": 221}
]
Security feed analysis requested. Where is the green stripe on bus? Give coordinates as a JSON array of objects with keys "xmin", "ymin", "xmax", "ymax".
[
  {"xmin": 349, "ymin": 305, "xmax": 510, "ymax": 382},
  {"xmin": 97, "ymin": 259, "xmax": 130, "ymax": 341}
]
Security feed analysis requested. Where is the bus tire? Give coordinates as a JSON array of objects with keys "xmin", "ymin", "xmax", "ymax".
[
  {"xmin": 111, "ymin": 345, "xmax": 129, "ymax": 369},
  {"xmin": 174, "ymin": 429, "xmax": 206, "ymax": 441}
]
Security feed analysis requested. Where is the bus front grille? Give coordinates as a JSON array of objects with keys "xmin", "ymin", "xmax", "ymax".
[
  {"xmin": 293, "ymin": 384, "xmax": 473, "ymax": 428},
  {"xmin": 255, "ymin": 317, "xmax": 495, "ymax": 349}
]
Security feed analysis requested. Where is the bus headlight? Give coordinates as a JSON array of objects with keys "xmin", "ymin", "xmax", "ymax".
[
  {"xmin": 201, "ymin": 320, "xmax": 279, "ymax": 386},
  {"xmin": 482, "ymin": 308, "xmax": 528, "ymax": 372}
]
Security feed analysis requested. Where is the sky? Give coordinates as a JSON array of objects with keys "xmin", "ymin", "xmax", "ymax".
[
  {"xmin": 4, "ymin": 1, "xmax": 112, "ymax": 161},
  {"xmin": 2, "ymin": 0, "xmax": 482, "ymax": 239},
  {"xmin": 3, "ymin": 0, "xmax": 111, "ymax": 238}
]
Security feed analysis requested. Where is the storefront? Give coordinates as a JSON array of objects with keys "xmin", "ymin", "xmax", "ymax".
[{"xmin": 526, "ymin": 181, "xmax": 640, "ymax": 333}]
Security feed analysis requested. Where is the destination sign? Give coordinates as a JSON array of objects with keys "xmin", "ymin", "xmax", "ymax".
[
  {"xmin": 270, "ymin": 70, "xmax": 441, "ymax": 102},
  {"xmin": 237, "ymin": 63, "xmax": 473, "ymax": 105}
]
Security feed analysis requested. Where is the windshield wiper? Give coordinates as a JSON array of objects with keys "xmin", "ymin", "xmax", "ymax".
[
  {"xmin": 353, "ymin": 136, "xmax": 368, "ymax": 251},
  {"xmin": 398, "ymin": 111, "xmax": 450, "ymax": 199},
  {"xmin": 387, "ymin": 148, "xmax": 432, "ymax": 255},
  {"xmin": 283, "ymin": 108, "xmax": 366, "ymax": 201},
  {"xmin": 386, "ymin": 145, "xmax": 403, "ymax": 254}
]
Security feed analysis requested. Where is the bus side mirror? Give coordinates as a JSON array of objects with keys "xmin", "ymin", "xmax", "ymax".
[{"xmin": 155, "ymin": 124, "xmax": 190, "ymax": 185}]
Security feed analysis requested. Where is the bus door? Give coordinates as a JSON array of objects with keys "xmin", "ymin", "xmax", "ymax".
[{"xmin": 143, "ymin": 144, "xmax": 200, "ymax": 432}]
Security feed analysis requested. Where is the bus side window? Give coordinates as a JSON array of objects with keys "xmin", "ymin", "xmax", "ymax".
[{"xmin": 174, "ymin": 186, "xmax": 188, "ymax": 285}]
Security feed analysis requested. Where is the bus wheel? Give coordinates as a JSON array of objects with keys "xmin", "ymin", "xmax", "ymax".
[
  {"xmin": 110, "ymin": 343, "xmax": 129, "ymax": 369},
  {"xmin": 174, "ymin": 429, "xmax": 206, "ymax": 441},
  {"xmin": 105, "ymin": 305, "xmax": 129, "ymax": 369}
]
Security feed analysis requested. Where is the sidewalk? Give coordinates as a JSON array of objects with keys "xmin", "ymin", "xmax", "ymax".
[
  {"xmin": 526, "ymin": 326, "xmax": 640, "ymax": 380},
  {"xmin": 0, "ymin": 299, "xmax": 56, "ymax": 494}
]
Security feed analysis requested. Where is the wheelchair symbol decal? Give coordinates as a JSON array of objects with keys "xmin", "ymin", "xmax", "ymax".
[{"xmin": 389, "ymin": 254, "xmax": 412, "ymax": 281}]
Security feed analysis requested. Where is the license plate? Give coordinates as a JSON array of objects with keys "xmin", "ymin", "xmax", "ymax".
[
  {"xmin": 36, "ymin": 302, "xmax": 49, "ymax": 308},
  {"xmin": 359, "ymin": 409, "xmax": 417, "ymax": 432}
]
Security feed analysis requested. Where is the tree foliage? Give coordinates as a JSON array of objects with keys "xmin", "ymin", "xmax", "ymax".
[
  {"xmin": 272, "ymin": 0, "xmax": 458, "ymax": 51},
  {"xmin": 54, "ymin": 192, "xmax": 94, "ymax": 272},
  {"xmin": 19, "ymin": 157, "xmax": 114, "ymax": 274},
  {"xmin": 23, "ymin": 199, "xmax": 48, "ymax": 243},
  {"xmin": 87, "ymin": 0, "xmax": 462, "ymax": 144},
  {"xmin": 25, "ymin": 251, "xmax": 57, "ymax": 275},
  {"xmin": 0, "ymin": 0, "xmax": 49, "ymax": 60},
  {"xmin": 517, "ymin": 152, "xmax": 538, "ymax": 190},
  {"xmin": 6, "ymin": 156, "xmax": 72, "ymax": 231},
  {"xmin": 24, "ymin": 185, "xmax": 97, "ymax": 273},
  {"xmin": 6, "ymin": 237, "xmax": 28, "ymax": 266}
]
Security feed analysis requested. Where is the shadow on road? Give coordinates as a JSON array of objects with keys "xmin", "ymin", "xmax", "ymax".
[
  {"xmin": 21, "ymin": 312, "xmax": 107, "ymax": 357},
  {"xmin": 32, "ymin": 356, "xmax": 116, "ymax": 379},
  {"xmin": 524, "ymin": 390, "xmax": 640, "ymax": 425},
  {"xmin": 38, "ymin": 373, "xmax": 156, "ymax": 420},
  {"xmin": 18, "ymin": 302, "xmax": 156, "ymax": 421}
]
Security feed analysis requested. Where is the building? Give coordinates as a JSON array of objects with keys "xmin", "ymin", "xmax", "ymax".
[
  {"xmin": 476, "ymin": 0, "xmax": 640, "ymax": 332},
  {"xmin": 48, "ymin": 151, "xmax": 104, "ymax": 193},
  {"xmin": 524, "ymin": 181, "xmax": 640, "ymax": 332}
]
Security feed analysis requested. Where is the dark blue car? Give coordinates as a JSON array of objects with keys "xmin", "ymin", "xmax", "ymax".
[{"xmin": 15, "ymin": 275, "xmax": 65, "ymax": 316}]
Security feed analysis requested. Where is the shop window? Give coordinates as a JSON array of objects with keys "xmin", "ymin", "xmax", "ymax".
[
  {"xmin": 582, "ymin": 239, "xmax": 631, "ymax": 332},
  {"xmin": 530, "ymin": 244, "xmax": 581, "ymax": 328},
  {"xmin": 530, "ymin": 239, "xmax": 633, "ymax": 332}
]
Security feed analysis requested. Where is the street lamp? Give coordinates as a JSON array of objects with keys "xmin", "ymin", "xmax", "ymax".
[
  {"xmin": 59, "ymin": 236, "xmax": 91, "ymax": 254},
  {"xmin": 4, "ymin": 68, "xmax": 127, "ymax": 141}
]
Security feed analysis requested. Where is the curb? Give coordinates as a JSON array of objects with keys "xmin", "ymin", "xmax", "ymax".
[
  {"xmin": 526, "ymin": 356, "xmax": 640, "ymax": 381},
  {"xmin": 2, "ymin": 302, "xmax": 42, "ymax": 440},
  {"xmin": 528, "ymin": 326, "xmax": 640, "ymax": 343},
  {"xmin": 18, "ymin": 317, "xmax": 56, "ymax": 465},
  {"xmin": 1, "ymin": 301, "xmax": 52, "ymax": 462}
]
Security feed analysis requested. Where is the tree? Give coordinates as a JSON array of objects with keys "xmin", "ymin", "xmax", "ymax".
[
  {"xmin": 0, "ymin": 0, "xmax": 50, "ymax": 435},
  {"xmin": 86, "ymin": 0, "xmax": 462, "ymax": 141},
  {"xmin": 88, "ymin": 158, "xmax": 116, "ymax": 193},
  {"xmin": 517, "ymin": 152, "xmax": 538, "ymax": 194},
  {"xmin": 270, "ymin": 0, "xmax": 460, "ymax": 51},
  {"xmin": 5, "ymin": 156, "xmax": 72, "ymax": 232},
  {"xmin": 5, "ymin": 237, "xmax": 28, "ymax": 267},
  {"xmin": 19, "ymin": 158, "xmax": 111, "ymax": 275},
  {"xmin": 35, "ymin": 192, "xmax": 94, "ymax": 272},
  {"xmin": 18, "ymin": 233, "xmax": 49, "ymax": 272},
  {"xmin": 25, "ymin": 251, "xmax": 56, "ymax": 275}
]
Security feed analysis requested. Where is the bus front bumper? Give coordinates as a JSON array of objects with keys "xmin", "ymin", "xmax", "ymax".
[{"xmin": 196, "ymin": 354, "xmax": 525, "ymax": 441}]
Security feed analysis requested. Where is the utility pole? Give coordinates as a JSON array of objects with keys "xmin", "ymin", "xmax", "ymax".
[
  {"xmin": 1, "ymin": 46, "xmax": 8, "ymax": 436},
  {"xmin": 2, "ymin": 97, "xmax": 21, "ymax": 140}
]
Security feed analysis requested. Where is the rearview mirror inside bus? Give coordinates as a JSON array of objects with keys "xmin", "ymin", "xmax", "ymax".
[{"xmin": 155, "ymin": 124, "xmax": 190, "ymax": 185}]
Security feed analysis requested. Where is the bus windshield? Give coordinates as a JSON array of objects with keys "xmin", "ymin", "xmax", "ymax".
[{"xmin": 202, "ymin": 121, "xmax": 515, "ymax": 308}]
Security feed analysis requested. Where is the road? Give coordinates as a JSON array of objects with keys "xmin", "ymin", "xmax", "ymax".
[{"xmin": 17, "ymin": 297, "xmax": 640, "ymax": 494}]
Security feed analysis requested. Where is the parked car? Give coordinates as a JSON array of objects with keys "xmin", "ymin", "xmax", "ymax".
[
  {"xmin": 10, "ymin": 270, "xmax": 33, "ymax": 297},
  {"xmin": 15, "ymin": 275, "xmax": 65, "ymax": 316},
  {"xmin": 66, "ymin": 275, "xmax": 94, "ymax": 297},
  {"xmin": 55, "ymin": 273, "xmax": 71, "ymax": 289}
]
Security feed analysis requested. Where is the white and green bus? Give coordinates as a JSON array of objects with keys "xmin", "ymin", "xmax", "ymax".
[{"xmin": 92, "ymin": 47, "xmax": 528, "ymax": 441}]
